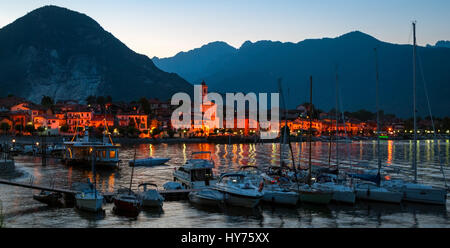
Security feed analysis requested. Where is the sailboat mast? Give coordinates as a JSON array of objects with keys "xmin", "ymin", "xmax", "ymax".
[
  {"xmin": 412, "ymin": 21, "xmax": 418, "ymax": 183},
  {"xmin": 308, "ymin": 76, "xmax": 313, "ymax": 185},
  {"xmin": 92, "ymin": 147, "xmax": 97, "ymax": 199},
  {"xmin": 374, "ymin": 48, "xmax": 382, "ymax": 185},
  {"xmin": 278, "ymin": 78, "xmax": 284, "ymax": 166},
  {"xmin": 130, "ymin": 146, "xmax": 137, "ymax": 194},
  {"xmin": 335, "ymin": 70, "xmax": 339, "ymax": 170}
]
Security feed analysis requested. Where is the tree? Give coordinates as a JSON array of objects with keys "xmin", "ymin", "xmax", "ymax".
[
  {"xmin": 41, "ymin": 96, "xmax": 54, "ymax": 109},
  {"xmin": 139, "ymin": 97, "xmax": 151, "ymax": 115},
  {"xmin": 152, "ymin": 127, "xmax": 161, "ymax": 136},
  {"xmin": 168, "ymin": 129, "xmax": 175, "ymax": 138},
  {"xmin": 129, "ymin": 117, "xmax": 136, "ymax": 128},
  {"xmin": 60, "ymin": 124, "xmax": 69, "ymax": 133},
  {"xmin": 25, "ymin": 124, "xmax": 35, "ymax": 134},
  {"xmin": 0, "ymin": 123, "xmax": 11, "ymax": 133},
  {"xmin": 96, "ymin": 96, "xmax": 106, "ymax": 106},
  {"xmin": 86, "ymin": 95, "xmax": 96, "ymax": 105},
  {"xmin": 15, "ymin": 124, "xmax": 23, "ymax": 134}
]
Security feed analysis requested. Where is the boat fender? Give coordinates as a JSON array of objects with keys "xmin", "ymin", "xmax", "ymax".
[{"xmin": 258, "ymin": 181, "xmax": 264, "ymax": 192}]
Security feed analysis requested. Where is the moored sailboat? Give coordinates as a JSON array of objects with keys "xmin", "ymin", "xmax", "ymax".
[
  {"xmin": 75, "ymin": 149, "xmax": 104, "ymax": 212},
  {"xmin": 113, "ymin": 147, "xmax": 142, "ymax": 216},
  {"xmin": 352, "ymin": 47, "xmax": 403, "ymax": 204},
  {"xmin": 380, "ymin": 22, "xmax": 447, "ymax": 205}
]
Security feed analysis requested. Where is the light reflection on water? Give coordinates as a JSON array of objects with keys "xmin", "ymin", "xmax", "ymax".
[{"xmin": 0, "ymin": 140, "xmax": 449, "ymax": 228}]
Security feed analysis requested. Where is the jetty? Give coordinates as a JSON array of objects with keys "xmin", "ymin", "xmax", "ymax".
[{"xmin": 0, "ymin": 179, "xmax": 202, "ymax": 202}]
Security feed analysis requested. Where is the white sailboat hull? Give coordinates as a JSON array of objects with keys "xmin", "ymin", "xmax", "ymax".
[
  {"xmin": 75, "ymin": 193, "xmax": 103, "ymax": 212},
  {"xmin": 262, "ymin": 190, "xmax": 299, "ymax": 206},
  {"xmin": 355, "ymin": 184, "xmax": 402, "ymax": 204},
  {"xmin": 313, "ymin": 183, "xmax": 356, "ymax": 204},
  {"xmin": 222, "ymin": 192, "xmax": 261, "ymax": 208},
  {"xmin": 332, "ymin": 191, "xmax": 356, "ymax": 204},
  {"xmin": 383, "ymin": 181, "xmax": 447, "ymax": 205}
]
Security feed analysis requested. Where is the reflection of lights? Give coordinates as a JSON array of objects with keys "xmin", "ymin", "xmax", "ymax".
[{"xmin": 387, "ymin": 140, "xmax": 393, "ymax": 165}]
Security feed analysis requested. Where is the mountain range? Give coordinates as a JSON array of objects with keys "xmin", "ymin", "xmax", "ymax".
[
  {"xmin": 0, "ymin": 5, "xmax": 192, "ymax": 103},
  {"xmin": 153, "ymin": 33, "xmax": 450, "ymax": 118}
]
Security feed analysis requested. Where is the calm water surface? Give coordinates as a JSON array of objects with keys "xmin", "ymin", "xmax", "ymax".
[{"xmin": 1, "ymin": 140, "xmax": 449, "ymax": 228}]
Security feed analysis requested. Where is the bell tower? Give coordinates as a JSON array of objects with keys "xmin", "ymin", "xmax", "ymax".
[{"xmin": 201, "ymin": 80, "xmax": 208, "ymax": 103}]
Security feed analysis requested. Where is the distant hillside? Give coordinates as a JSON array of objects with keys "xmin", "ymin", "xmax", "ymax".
[
  {"xmin": 153, "ymin": 41, "xmax": 237, "ymax": 83},
  {"xmin": 153, "ymin": 31, "xmax": 450, "ymax": 118},
  {"xmin": 0, "ymin": 5, "xmax": 193, "ymax": 103},
  {"xmin": 435, "ymin": 40, "xmax": 450, "ymax": 48}
]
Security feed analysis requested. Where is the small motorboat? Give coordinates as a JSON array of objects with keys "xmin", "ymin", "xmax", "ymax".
[
  {"xmin": 138, "ymin": 183, "xmax": 164, "ymax": 208},
  {"xmin": 173, "ymin": 151, "xmax": 217, "ymax": 189},
  {"xmin": 129, "ymin": 157, "xmax": 170, "ymax": 167},
  {"xmin": 33, "ymin": 191, "xmax": 63, "ymax": 207},
  {"xmin": 214, "ymin": 172, "xmax": 263, "ymax": 208},
  {"xmin": 188, "ymin": 189, "xmax": 224, "ymax": 207},
  {"xmin": 163, "ymin": 181, "xmax": 184, "ymax": 190},
  {"xmin": 113, "ymin": 189, "xmax": 142, "ymax": 216}
]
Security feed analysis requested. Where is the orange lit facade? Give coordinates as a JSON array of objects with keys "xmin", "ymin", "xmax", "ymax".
[
  {"xmin": 116, "ymin": 113, "xmax": 148, "ymax": 132},
  {"xmin": 67, "ymin": 110, "xmax": 92, "ymax": 132}
]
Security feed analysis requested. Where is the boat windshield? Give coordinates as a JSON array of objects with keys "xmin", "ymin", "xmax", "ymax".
[
  {"xmin": 191, "ymin": 168, "xmax": 214, "ymax": 181},
  {"xmin": 220, "ymin": 174, "xmax": 247, "ymax": 184}
]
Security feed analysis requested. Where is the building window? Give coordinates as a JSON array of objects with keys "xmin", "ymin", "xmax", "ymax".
[{"xmin": 109, "ymin": 150, "xmax": 116, "ymax": 159}]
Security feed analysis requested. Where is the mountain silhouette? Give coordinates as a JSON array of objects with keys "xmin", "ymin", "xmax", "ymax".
[
  {"xmin": 0, "ymin": 5, "xmax": 192, "ymax": 103},
  {"xmin": 153, "ymin": 31, "xmax": 450, "ymax": 118}
]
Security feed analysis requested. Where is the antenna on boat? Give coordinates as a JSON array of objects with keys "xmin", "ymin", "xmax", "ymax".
[
  {"xmin": 129, "ymin": 146, "xmax": 137, "ymax": 195},
  {"xmin": 374, "ymin": 47, "xmax": 382, "ymax": 187},
  {"xmin": 92, "ymin": 146, "xmax": 97, "ymax": 199},
  {"xmin": 278, "ymin": 78, "xmax": 300, "ymax": 195},
  {"xmin": 103, "ymin": 117, "xmax": 114, "ymax": 145},
  {"xmin": 412, "ymin": 21, "xmax": 418, "ymax": 183},
  {"xmin": 308, "ymin": 75, "xmax": 313, "ymax": 186},
  {"xmin": 71, "ymin": 117, "xmax": 79, "ymax": 142},
  {"xmin": 335, "ymin": 66, "xmax": 339, "ymax": 172}
]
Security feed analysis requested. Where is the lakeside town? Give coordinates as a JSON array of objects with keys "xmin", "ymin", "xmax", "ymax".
[{"xmin": 1, "ymin": 81, "xmax": 449, "ymax": 142}]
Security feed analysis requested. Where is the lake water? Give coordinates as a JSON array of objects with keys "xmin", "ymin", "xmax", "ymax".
[{"xmin": 1, "ymin": 140, "xmax": 449, "ymax": 228}]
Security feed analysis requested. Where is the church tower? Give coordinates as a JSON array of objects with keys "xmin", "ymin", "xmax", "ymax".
[{"xmin": 201, "ymin": 80, "xmax": 208, "ymax": 103}]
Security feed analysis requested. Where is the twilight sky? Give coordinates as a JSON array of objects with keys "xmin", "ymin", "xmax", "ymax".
[{"xmin": 1, "ymin": 0, "xmax": 449, "ymax": 58}]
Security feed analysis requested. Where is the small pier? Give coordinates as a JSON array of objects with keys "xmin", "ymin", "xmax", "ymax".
[
  {"xmin": 0, "ymin": 179, "xmax": 202, "ymax": 202},
  {"xmin": 0, "ymin": 179, "xmax": 79, "ymax": 195}
]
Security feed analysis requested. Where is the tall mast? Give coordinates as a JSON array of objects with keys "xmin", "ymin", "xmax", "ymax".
[
  {"xmin": 412, "ymin": 21, "xmax": 418, "ymax": 183},
  {"xmin": 374, "ymin": 48, "xmax": 382, "ymax": 186},
  {"xmin": 278, "ymin": 78, "xmax": 284, "ymax": 166},
  {"xmin": 308, "ymin": 76, "xmax": 313, "ymax": 185},
  {"xmin": 335, "ymin": 69, "xmax": 339, "ymax": 170},
  {"xmin": 129, "ymin": 146, "xmax": 137, "ymax": 194},
  {"xmin": 92, "ymin": 147, "xmax": 97, "ymax": 199}
]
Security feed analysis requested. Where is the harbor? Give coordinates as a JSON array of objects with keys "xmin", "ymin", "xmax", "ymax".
[{"xmin": 0, "ymin": 140, "xmax": 449, "ymax": 228}]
